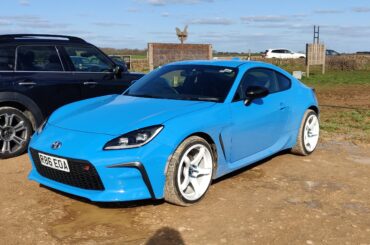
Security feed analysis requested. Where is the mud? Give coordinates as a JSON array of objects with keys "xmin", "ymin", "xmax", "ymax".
[
  {"xmin": 0, "ymin": 140, "xmax": 370, "ymax": 244},
  {"xmin": 1, "ymin": 84, "xmax": 370, "ymax": 244}
]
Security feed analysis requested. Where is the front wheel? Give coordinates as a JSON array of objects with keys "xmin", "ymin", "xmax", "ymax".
[
  {"xmin": 291, "ymin": 109, "xmax": 320, "ymax": 156},
  {"xmin": 165, "ymin": 136, "xmax": 214, "ymax": 206},
  {"xmin": 0, "ymin": 107, "xmax": 32, "ymax": 159}
]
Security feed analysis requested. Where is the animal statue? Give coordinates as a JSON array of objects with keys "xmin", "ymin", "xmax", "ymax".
[{"xmin": 176, "ymin": 25, "xmax": 188, "ymax": 44}]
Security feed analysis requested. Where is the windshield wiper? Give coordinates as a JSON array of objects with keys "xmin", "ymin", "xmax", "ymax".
[
  {"xmin": 178, "ymin": 95, "xmax": 220, "ymax": 102},
  {"xmin": 126, "ymin": 93, "xmax": 162, "ymax": 99}
]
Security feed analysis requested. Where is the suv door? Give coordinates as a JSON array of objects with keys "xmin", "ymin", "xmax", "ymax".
[
  {"xmin": 0, "ymin": 45, "xmax": 15, "ymax": 91},
  {"xmin": 14, "ymin": 45, "xmax": 82, "ymax": 116},
  {"xmin": 62, "ymin": 45, "xmax": 131, "ymax": 99},
  {"xmin": 229, "ymin": 68, "xmax": 291, "ymax": 163}
]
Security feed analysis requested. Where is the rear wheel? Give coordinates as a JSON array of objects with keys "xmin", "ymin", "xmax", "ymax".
[
  {"xmin": 291, "ymin": 109, "xmax": 320, "ymax": 156},
  {"xmin": 0, "ymin": 107, "xmax": 32, "ymax": 159},
  {"xmin": 165, "ymin": 136, "xmax": 214, "ymax": 206}
]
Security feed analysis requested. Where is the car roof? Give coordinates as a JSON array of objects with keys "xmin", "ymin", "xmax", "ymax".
[
  {"xmin": 269, "ymin": 48, "xmax": 291, "ymax": 51},
  {"xmin": 0, "ymin": 34, "xmax": 89, "ymax": 45},
  {"xmin": 168, "ymin": 59, "xmax": 265, "ymax": 68}
]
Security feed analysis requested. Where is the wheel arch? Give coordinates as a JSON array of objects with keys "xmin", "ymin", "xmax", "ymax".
[
  {"xmin": 182, "ymin": 132, "xmax": 219, "ymax": 178},
  {"xmin": 308, "ymin": 105, "xmax": 319, "ymax": 115},
  {"xmin": 0, "ymin": 92, "xmax": 44, "ymax": 130}
]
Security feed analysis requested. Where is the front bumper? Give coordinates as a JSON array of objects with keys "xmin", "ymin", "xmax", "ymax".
[{"xmin": 28, "ymin": 124, "xmax": 174, "ymax": 202}]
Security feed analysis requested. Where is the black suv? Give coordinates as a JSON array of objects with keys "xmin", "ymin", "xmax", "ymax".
[{"xmin": 0, "ymin": 34, "xmax": 144, "ymax": 158}]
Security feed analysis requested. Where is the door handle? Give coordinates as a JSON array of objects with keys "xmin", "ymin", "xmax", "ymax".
[
  {"xmin": 83, "ymin": 81, "xmax": 98, "ymax": 85},
  {"xmin": 279, "ymin": 102, "xmax": 288, "ymax": 110},
  {"xmin": 17, "ymin": 81, "xmax": 37, "ymax": 86}
]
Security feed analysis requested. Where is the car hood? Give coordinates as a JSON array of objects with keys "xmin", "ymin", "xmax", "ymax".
[{"xmin": 48, "ymin": 95, "xmax": 215, "ymax": 135}]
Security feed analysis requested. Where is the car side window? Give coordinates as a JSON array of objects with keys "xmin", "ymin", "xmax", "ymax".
[
  {"xmin": 16, "ymin": 46, "xmax": 63, "ymax": 71},
  {"xmin": 64, "ymin": 46, "xmax": 113, "ymax": 72},
  {"xmin": 243, "ymin": 68, "xmax": 278, "ymax": 93},
  {"xmin": 0, "ymin": 46, "xmax": 15, "ymax": 71},
  {"xmin": 275, "ymin": 71, "xmax": 291, "ymax": 91},
  {"xmin": 234, "ymin": 68, "xmax": 279, "ymax": 101}
]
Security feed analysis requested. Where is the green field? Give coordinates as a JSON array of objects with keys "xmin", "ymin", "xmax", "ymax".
[
  {"xmin": 302, "ymin": 70, "xmax": 370, "ymax": 86},
  {"xmin": 300, "ymin": 70, "xmax": 370, "ymax": 144}
]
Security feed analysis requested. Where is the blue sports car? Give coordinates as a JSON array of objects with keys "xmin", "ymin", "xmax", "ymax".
[{"xmin": 28, "ymin": 60, "xmax": 319, "ymax": 206}]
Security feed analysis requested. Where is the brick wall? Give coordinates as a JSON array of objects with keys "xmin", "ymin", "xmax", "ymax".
[{"xmin": 148, "ymin": 43, "xmax": 212, "ymax": 70}]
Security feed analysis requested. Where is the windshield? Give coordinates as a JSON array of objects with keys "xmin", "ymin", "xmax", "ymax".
[{"xmin": 125, "ymin": 65, "xmax": 238, "ymax": 102}]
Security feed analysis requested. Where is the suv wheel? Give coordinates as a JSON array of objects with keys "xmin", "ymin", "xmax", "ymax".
[{"xmin": 0, "ymin": 107, "xmax": 32, "ymax": 159}]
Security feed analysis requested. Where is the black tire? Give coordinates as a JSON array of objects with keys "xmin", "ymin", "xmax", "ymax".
[
  {"xmin": 291, "ymin": 109, "xmax": 319, "ymax": 156},
  {"xmin": 164, "ymin": 136, "xmax": 215, "ymax": 206},
  {"xmin": 0, "ymin": 107, "xmax": 32, "ymax": 159}
]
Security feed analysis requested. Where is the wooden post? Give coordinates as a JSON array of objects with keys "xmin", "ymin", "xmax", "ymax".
[{"xmin": 148, "ymin": 43, "xmax": 154, "ymax": 71}]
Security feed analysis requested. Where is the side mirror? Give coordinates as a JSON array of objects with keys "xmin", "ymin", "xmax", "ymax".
[
  {"xmin": 130, "ymin": 80, "xmax": 137, "ymax": 86},
  {"xmin": 113, "ymin": 65, "xmax": 122, "ymax": 75},
  {"xmin": 244, "ymin": 86, "xmax": 269, "ymax": 105}
]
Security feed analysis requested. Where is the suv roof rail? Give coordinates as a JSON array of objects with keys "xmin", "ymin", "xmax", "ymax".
[{"xmin": 0, "ymin": 34, "xmax": 86, "ymax": 43}]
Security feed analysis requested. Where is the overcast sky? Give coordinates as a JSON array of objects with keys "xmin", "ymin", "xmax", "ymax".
[{"xmin": 1, "ymin": 0, "xmax": 369, "ymax": 52}]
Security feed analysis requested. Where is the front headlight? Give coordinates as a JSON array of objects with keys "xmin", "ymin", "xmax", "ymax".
[{"xmin": 103, "ymin": 125, "xmax": 164, "ymax": 150}]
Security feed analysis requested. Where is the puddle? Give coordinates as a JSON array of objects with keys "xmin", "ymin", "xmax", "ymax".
[{"xmin": 49, "ymin": 201, "xmax": 151, "ymax": 243}]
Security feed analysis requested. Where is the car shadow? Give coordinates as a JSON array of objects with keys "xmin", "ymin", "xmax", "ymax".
[
  {"xmin": 40, "ymin": 149, "xmax": 293, "ymax": 208},
  {"xmin": 40, "ymin": 184, "xmax": 164, "ymax": 208},
  {"xmin": 145, "ymin": 227, "xmax": 185, "ymax": 245}
]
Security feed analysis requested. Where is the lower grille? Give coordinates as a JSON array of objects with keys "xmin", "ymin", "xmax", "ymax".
[{"xmin": 30, "ymin": 148, "xmax": 105, "ymax": 190}]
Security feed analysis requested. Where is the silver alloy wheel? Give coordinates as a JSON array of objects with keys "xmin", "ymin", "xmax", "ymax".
[
  {"xmin": 0, "ymin": 113, "xmax": 28, "ymax": 154},
  {"xmin": 177, "ymin": 144, "xmax": 213, "ymax": 201},
  {"xmin": 303, "ymin": 114, "xmax": 319, "ymax": 153}
]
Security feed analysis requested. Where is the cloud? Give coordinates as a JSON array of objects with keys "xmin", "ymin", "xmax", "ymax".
[
  {"xmin": 188, "ymin": 17, "xmax": 233, "ymax": 25},
  {"xmin": 241, "ymin": 15, "xmax": 290, "ymax": 23},
  {"xmin": 0, "ymin": 15, "xmax": 68, "ymax": 29},
  {"xmin": 19, "ymin": 0, "xmax": 29, "ymax": 6},
  {"xmin": 143, "ymin": 0, "xmax": 213, "ymax": 6},
  {"xmin": 321, "ymin": 24, "xmax": 370, "ymax": 38},
  {"xmin": 127, "ymin": 7, "xmax": 139, "ymax": 13},
  {"xmin": 352, "ymin": 7, "xmax": 370, "ymax": 13},
  {"xmin": 92, "ymin": 22, "xmax": 129, "ymax": 27},
  {"xmin": 314, "ymin": 9, "xmax": 344, "ymax": 14},
  {"xmin": 161, "ymin": 12, "xmax": 170, "ymax": 17}
]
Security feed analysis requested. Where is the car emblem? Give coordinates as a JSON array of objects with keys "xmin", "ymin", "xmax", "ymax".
[{"xmin": 51, "ymin": 141, "xmax": 62, "ymax": 150}]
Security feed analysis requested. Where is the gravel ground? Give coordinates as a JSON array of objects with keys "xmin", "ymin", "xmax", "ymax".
[
  {"xmin": 1, "ymin": 83, "xmax": 369, "ymax": 245},
  {"xmin": 0, "ymin": 140, "xmax": 369, "ymax": 245}
]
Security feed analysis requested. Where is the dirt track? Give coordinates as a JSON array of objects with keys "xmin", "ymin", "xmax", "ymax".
[
  {"xmin": 1, "ymin": 84, "xmax": 370, "ymax": 244},
  {"xmin": 0, "ymin": 140, "xmax": 369, "ymax": 245}
]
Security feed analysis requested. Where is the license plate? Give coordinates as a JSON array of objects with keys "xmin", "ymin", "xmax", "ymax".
[{"xmin": 38, "ymin": 153, "xmax": 70, "ymax": 173}]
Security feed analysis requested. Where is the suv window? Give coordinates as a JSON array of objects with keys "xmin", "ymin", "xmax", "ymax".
[
  {"xmin": 275, "ymin": 71, "xmax": 291, "ymax": 91},
  {"xmin": 16, "ymin": 46, "xmax": 63, "ymax": 71},
  {"xmin": 64, "ymin": 46, "xmax": 113, "ymax": 72},
  {"xmin": 271, "ymin": 50, "xmax": 280, "ymax": 53},
  {"xmin": 0, "ymin": 46, "xmax": 15, "ymax": 71}
]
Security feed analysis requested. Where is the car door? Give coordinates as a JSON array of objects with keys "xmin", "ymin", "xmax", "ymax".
[
  {"xmin": 14, "ymin": 45, "xmax": 82, "ymax": 116},
  {"xmin": 61, "ymin": 45, "xmax": 131, "ymax": 99},
  {"xmin": 271, "ymin": 50, "xmax": 280, "ymax": 59},
  {"xmin": 228, "ymin": 68, "xmax": 290, "ymax": 163}
]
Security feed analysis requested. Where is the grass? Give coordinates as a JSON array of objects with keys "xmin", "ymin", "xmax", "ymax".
[
  {"xmin": 298, "ymin": 69, "xmax": 370, "ymax": 144},
  {"xmin": 130, "ymin": 54, "xmax": 147, "ymax": 59},
  {"xmin": 319, "ymin": 108, "xmax": 370, "ymax": 143},
  {"xmin": 301, "ymin": 70, "xmax": 370, "ymax": 86}
]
